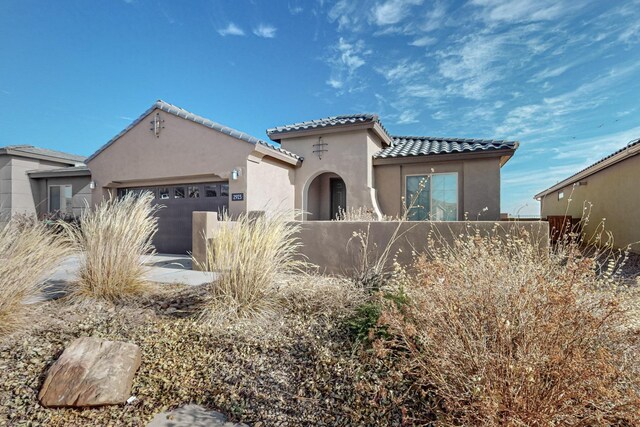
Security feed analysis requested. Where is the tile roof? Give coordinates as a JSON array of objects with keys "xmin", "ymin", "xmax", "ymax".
[
  {"xmin": 0, "ymin": 145, "xmax": 86, "ymax": 163},
  {"xmin": 535, "ymin": 137, "xmax": 640, "ymax": 198},
  {"xmin": 86, "ymin": 100, "xmax": 301, "ymax": 162},
  {"xmin": 374, "ymin": 136, "xmax": 518, "ymax": 158},
  {"xmin": 266, "ymin": 114, "xmax": 392, "ymax": 140}
]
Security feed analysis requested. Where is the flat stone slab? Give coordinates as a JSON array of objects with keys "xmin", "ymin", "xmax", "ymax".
[
  {"xmin": 39, "ymin": 337, "xmax": 141, "ymax": 407},
  {"xmin": 147, "ymin": 405, "xmax": 249, "ymax": 427}
]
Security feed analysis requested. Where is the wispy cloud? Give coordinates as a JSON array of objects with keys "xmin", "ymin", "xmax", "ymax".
[
  {"xmin": 372, "ymin": 0, "xmax": 424, "ymax": 25},
  {"xmin": 217, "ymin": 22, "xmax": 245, "ymax": 37},
  {"xmin": 325, "ymin": 38, "xmax": 370, "ymax": 92},
  {"xmin": 288, "ymin": 3, "xmax": 304, "ymax": 15},
  {"xmin": 409, "ymin": 35, "xmax": 436, "ymax": 47},
  {"xmin": 470, "ymin": 0, "xmax": 580, "ymax": 24},
  {"xmin": 253, "ymin": 24, "xmax": 277, "ymax": 38}
]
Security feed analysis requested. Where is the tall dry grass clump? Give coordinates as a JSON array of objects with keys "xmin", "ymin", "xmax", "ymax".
[
  {"xmin": 376, "ymin": 226, "xmax": 640, "ymax": 426},
  {"xmin": 0, "ymin": 217, "xmax": 72, "ymax": 338},
  {"xmin": 198, "ymin": 211, "xmax": 304, "ymax": 325},
  {"xmin": 66, "ymin": 192, "xmax": 158, "ymax": 302}
]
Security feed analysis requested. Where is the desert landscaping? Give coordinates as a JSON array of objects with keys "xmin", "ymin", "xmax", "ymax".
[{"xmin": 1, "ymin": 193, "xmax": 639, "ymax": 426}]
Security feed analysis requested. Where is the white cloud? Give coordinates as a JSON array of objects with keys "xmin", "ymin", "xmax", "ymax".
[
  {"xmin": 409, "ymin": 35, "xmax": 436, "ymax": 46},
  {"xmin": 253, "ymin": 24, "xmax": 277, "ymax": 38},
  {"xmin": 396, "ymin": 109, "xmax": 420, "ymax": 124},
  {"xmin": 325, "ymin": 38, "xmax": 371, "ymax": 92},
  {"xmin": 376, "ymin": 59, "xmax": 425, "ymax": 83},
  {"xmin": 288, "ymin": 4, "xmax": 304, "ymax": 15},
  {"xmin": 531, "ymin": 63, "xmax": 574, "ymax": 81},
  {"xmin": 372, "ymin": 0, "xmax": 424, "ymax": 25},
  {"xmin": 218, "ymin": 23, "xmax": 245, "ymax": 37},
  {"xmin": 470, "ymin": 0, "xmax": 579, "ymax": 23}
]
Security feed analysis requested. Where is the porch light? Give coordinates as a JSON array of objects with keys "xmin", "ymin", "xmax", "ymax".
[
  {"xmin": 231, "ymin": 168, "xmax": 242, "ymax": 180},
  {"xmin": 89, "ymin": 180, "xmax": 96, "ymax": 190}
]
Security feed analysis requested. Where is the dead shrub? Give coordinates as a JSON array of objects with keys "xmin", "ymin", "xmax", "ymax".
[
  {"xmin": 65, "ymin": 192, "xmax": 158, "ymax": 302},
  {"xmin": 375, "ymin": 225, "xmax": 640, "ymax": 426},
  {"xmin": 0, "ymin": 217, "xmax": 72, "ymax": 339}
]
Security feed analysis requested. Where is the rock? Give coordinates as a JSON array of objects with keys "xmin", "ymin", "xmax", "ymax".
[
  {"xmin": 147, "ymin": 405, "xmax": 250, "ymax": 427},
  {"xmin": 165, "ymin": 307, "xmax": 177, "ymax": 315},
  {"xmin": 38, "ymin": 337, "xmax": 141, "ymax": 407}
]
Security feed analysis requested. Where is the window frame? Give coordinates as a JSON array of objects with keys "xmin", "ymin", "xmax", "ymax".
[
  {"xmin": 405, "ymin": 172, "xmax": 459, "ymax": 221},
  {"xmin": 48, "ymin": 184, "xmax": 73, "ymax": 215}
]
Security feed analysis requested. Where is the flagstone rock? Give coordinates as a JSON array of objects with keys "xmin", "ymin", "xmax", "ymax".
[{"xmin": 38, "ymin": 337, "xmax": 141, "ymax": 407}]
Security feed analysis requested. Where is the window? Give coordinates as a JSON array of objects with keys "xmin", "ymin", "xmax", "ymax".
[
  {"xmin": 188, "ymin": 185, "xmax": 200, "ymax": 198},
  {"xmin": 405, "ymin": 173, "xmax": 458, "ymax": 221},
  {"xmin": 174, "ymin": 186, "xmax": 185, "ymax": 198},
  {"xmin": 205, "ymin": 184, "xmax": 218, "ymax": 197},
  {"xmin": 220, "ymin": 184, "xmax": 229, "ymax": 197},
  {"xmin": 49, "ymin": 185, "xmax": 73, "ymax": 215},
  {"xmin": 158, "ymin": 187, "xmax": 170, "ymax": 200},
  {"xmin": 558, "ymin": 191, "xmax": 564, "ymax": 200}
]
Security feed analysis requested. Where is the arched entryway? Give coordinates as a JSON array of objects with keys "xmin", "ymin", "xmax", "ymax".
[{"xmin": 305, "ymin": 172, "xmax": 346, "ymax": 220}]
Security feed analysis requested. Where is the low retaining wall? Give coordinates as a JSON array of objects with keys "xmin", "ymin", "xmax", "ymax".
[{"xmin": 192, "ymin": 212, "xmax": 550, "ymax": 275}]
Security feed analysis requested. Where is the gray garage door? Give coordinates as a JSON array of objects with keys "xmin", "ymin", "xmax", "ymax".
[{"xmin": 118, "ymin": 182, "xmax": 229, "ymax": 254}]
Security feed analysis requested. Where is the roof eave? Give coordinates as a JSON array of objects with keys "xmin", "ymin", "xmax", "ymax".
[
  {"xmin": 254, "ymin": 143, "xmax": 302, "ymax": 167},
  {"xmin": 27, "ymin": 168, "xmax": 92, "ymax": 178},
  {"xmin": 534, "ymin": 142, "xmax": 640, "ymax": 199},
  {"xmin": 0, "ymin": 148, "xmax": 84, "ymax": 165},
  {"xmin": 372, "ymin": 148, "xmax": 517, "ymax": 165}
]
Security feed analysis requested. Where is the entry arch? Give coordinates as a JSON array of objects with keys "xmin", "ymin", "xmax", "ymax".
[{"xmin": 303, "ymin": 171, "xmax": 346, "ymax": 220}]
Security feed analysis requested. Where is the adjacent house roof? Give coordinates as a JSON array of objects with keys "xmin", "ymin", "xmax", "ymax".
[
  {"xmin": 0, "ymin": 145, "xmax": 86, "ymax": 164},
  {"xmin": 535, "ymin": 137, "xmax": 640, "ymax": 199},
  {"xmin": 27, "ymin": 165, "xmax": 91, "ymax": 178},
  {"xmin": 86, "ymin": 100, "xmax": 302, "ymax": 164},
  {"xmin": 374, "ymin": 136, "xmax": 518, "ymax": 159},
  {"xmin": 267, "ymin": 113, "xmax": 393, "ymax": 144}
]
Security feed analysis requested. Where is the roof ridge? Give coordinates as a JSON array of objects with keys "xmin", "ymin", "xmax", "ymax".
[
  {"xmin": 87, "ymin": 100, "xmax": 301, "ymax": 162},
  {"xmin": 392, "ymin": 135, "xmax": 516, "ymax": 143}
]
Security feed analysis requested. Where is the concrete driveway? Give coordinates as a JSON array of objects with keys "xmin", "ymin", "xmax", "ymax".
[{"xmin": 37, "ymin": 253, "xmax": 215, "ymax": 302}]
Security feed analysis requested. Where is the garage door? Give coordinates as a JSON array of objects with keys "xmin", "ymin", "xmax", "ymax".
[{"xmin": 118, "ymin": 182, "xmax": 229, "ymax": 254}]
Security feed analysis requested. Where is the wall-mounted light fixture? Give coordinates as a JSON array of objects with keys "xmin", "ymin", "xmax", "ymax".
[
  {"xmin": 231, "ymin": 168, "xmax": 242, "ymax": 180},
  {"xmin": 89, "ymin": 180, "xmax": 96, "ymax": 190}
]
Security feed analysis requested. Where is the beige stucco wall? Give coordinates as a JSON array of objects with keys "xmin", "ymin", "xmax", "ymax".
[
  {"xmin": 87, "ymin": 108, "xmax": 292, "ymax": 217},
  {"xmin": 245, "ymin": 156, "xmax": 295, "ymax": 215},
  {"xmin": 374, "ymin": 157, "xmax": 502, "ymax": 220},
  {"xmin": 280, "ymin": 129, "xmax": 384, "ymax": 220},
  {"xmin": 192, "ymin": 218, "xmax": 549, "ymax": 275},
  {"xmin": 540, "ymin": 154, "xmax": 640, "ymax": 251}
]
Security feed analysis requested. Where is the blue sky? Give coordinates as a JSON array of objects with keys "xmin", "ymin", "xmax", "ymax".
[{"xmin": 1, "ymin": 0, "xmax": 639, "ymax": 215}]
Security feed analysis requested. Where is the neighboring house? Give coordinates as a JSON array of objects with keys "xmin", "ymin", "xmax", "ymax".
[
  {"xmin": 0, "ymin": 145, "xmax": 91, "ymax": 222},
  {"xmin": 84, "ymin": 100, "xmax": 517, "ymax": 253},
  {"xmin": 535, "ymin": 138, "xmax": 640, "ymax": 252}
]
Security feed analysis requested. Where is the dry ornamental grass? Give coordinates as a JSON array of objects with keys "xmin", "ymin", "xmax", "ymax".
[
  {"xmin": 0, "ymin": 217, "xmax": 72, "ymax": 338},
  {"xmin": 64, "ymin": 192, "xmax": 159, "ymax": 302}
]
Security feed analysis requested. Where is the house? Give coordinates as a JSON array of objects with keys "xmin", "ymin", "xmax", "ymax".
[
  {"xmin": 0, "ymin": 145, "xmax": 91, "ymax": 222},
  {"xmin": 535, "ymin": 137, "xmax": 640, "ymax": 252},
  {"xmin": 5, "ymin": 100, "xmax": 518, "ymax": 253}
]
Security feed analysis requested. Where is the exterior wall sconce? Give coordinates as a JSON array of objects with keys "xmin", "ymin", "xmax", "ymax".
[
  {"xmin": 89, "ymin": 180, "xmax": 96, "ymax": 190},
  {"xmin": 231, "ymin": 168, "xmax": 242, "ymax": 180}
]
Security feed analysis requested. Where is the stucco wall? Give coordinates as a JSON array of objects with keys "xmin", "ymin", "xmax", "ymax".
[
  {"xmin": 374, "ymin": 157, "xmax": 502, "ymax": 220},
  {"xmin": 539, "ymin": 154, "xmax": 640, "ymax": 251},
  {"xmin": 280, "ymin": 129, "xmax": 384, "ymax": 220},
  {"xmin": 245, "ymin": 156, "xmax": 295, "ymax": 215},
  {"xmin": 87, "ymin": 108, "xmax": 255, "ymax": 216},
  {"xmin": 192, "ymin": 214, "xmax": 549, "ymax": 275}
]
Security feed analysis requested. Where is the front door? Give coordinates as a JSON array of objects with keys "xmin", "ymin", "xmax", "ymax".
[{"xmin": 330, "ymin": 178, "xmax": 346, "ymax": 219}]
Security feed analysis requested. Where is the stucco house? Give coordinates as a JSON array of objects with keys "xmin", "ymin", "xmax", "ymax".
[
  {"xmin": 4, "ymin": 100, "xmax": 518, "ymax": 253},
  {"xmin": 535, "ymin": 137, "xmax": 640, "ymax": 252}
]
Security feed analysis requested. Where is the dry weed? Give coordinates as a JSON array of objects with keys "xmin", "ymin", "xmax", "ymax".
[{"xmin": 375, "ymin": 225, "xmax": 640, "ymax": 426}]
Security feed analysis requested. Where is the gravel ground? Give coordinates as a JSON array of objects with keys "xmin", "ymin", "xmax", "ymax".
[{"xmin": 0, "ymin": 279, "xmax": 418, "ymax": 427}]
